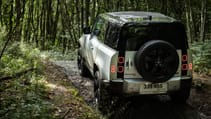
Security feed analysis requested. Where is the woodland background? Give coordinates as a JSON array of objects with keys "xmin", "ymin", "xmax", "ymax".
[
  {"xmin": 0, "ymin": 0, "xmax": 210, "ymax": 50},
  {"xmin": 0, "ymin": 0, "xmax": 211, "ymax": 119},
  {"xmin": 0, "ymin": 0, "xmax": 211, "ymax": 72}
]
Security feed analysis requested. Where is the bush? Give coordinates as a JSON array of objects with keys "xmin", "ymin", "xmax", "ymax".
[
  {"xmin": 191, "ymin": 40, "xmax": 211, "ymax": 74},
  {"xmin": 0, "ymin": 42, "xmax": 55, "ymax": 119}
]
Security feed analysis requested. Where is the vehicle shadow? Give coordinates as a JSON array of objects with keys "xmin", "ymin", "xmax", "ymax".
[{"xmin": 110, "ymin": 95, "xmax": 200, "ymax": 119}]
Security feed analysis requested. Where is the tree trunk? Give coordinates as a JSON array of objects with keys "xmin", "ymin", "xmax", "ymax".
[
  {"xmin": 0, "ymin": 1, "xmax": 14, "ymax": 60},
  {"xmin": 81, "ymin": 0, "xmax": 84, "ymax": 30},
  {"xmin": 0, "ymin": 0, "xmax": 3, "ymax": 25},
  {"xmin": 91, "ymin": 0, "xmax": 96, "ymax": 25},
  {"xmin": 200, "ymin": 0, "xmax": 207, "ymax": 42},
  {"xmin": 40, "ymin": 0, "xmax": 47, "ymax": 49},
  {"xmin": 15, "ymin": 0, "xmax": 21, "ymax": 41},
  {"xmin": 75, "ymin": 0, "xmax": 81, "ymax": 35},
  {"xmin": 35, "ymin": 0, "xmax": 40, "ymax": 47},
  {"xmin": 188, "ymin": 0, "xmax": 196, "ymax": 42},
  {"xmin": 52, "ymin": 0, "xmax": 60, "ymax": 45},
  {"xmin": 185, "ymin": 0, "xmax": 195, "ymax": 43},
  {"xmin": 161, "ymin": 0, "xmax": 167, "ymax": 14},
  {"xmin": 85, "ymin": 0, "xmax": 90, "ymax": 26}
]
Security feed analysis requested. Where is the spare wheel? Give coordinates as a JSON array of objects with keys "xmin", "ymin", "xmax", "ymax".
[{"xmin": 135, "ymin": 40, "xmax": 179, "ymax": 83}]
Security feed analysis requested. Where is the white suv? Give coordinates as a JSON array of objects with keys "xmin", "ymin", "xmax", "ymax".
[{"xmin": 77, "ymin": 11, "xmax": 193, "ymax": 112}]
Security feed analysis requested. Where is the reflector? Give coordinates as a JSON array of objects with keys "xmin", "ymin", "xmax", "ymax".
[
  {"xmin": 182, "ymin": 55, "xmax": 188, "ymax": 62},
  {"xmin": 182, "ymin": 64, "xmax": 188, "ymax": 70},
  {"xmin": 118, "ymin": 57, "xmax": 124, "ymax": 64},
  {"xmin": 118, "ymin": 66, "xmax": 124, "ymax": 73},
  {"xmin": 189, "ymin": 63, "xmax": 193, "ymax": 70}
]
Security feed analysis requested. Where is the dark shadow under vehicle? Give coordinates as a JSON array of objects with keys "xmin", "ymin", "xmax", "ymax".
[{"xmin": 110, "ymin": 96, "xmax": 200, "ymax": 119}]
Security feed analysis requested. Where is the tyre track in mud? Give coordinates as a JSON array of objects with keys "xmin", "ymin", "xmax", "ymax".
[
  {"xmin": 52, "ymin": 61, "xmax": 95, "ymax": 104},
  {"xmin": 52, "ymin": 60, "xmax": 209, "ymax": 119}
]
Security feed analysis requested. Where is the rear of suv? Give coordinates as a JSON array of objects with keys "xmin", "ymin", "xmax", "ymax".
[{"xmin": 78, "ymin": 11, "xmax": 193, "ymax": 111}]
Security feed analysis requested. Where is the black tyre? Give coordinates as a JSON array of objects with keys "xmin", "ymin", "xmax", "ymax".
[
  {"xmin": 77, "ymin": 53, "xmax": 89, "ymax": 77},
  {"xmin": 170, "ymin": 80, "xmax": 192, "ymax": 103},
  {"xmin": 94, "ymin": 71, "xmax": 113, "ymax": 115},
  {"xmin": 170, "ymin": 90, "xmax": 190, "ymax": 103},
  {"xmin": 135, "ymin": 40, "xmax": 179, "ymax": 83}
]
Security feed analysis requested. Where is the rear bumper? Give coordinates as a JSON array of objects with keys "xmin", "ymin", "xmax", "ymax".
[{"xmin": 107, "ymin": 76, "xmax": 192, "ymax": 95}]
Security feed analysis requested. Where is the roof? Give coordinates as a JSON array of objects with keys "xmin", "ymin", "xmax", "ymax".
[{"xmin": 100, "ymin": 11, "xmax": 176, "ymax": 24}]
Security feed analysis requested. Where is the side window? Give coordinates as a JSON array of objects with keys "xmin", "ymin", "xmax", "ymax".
[
  {"xmin": 105, "ymin": 23, "xmax": 119, "ymax": 49},
  {"xmin": 92, "ymin": 17, "xmax": 107, "ymax": 42}
]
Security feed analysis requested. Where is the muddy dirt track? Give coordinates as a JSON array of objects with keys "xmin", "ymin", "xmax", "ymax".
[{"xmin": 53, "ymin": 60, "xmax": 210, "ymax": 119}]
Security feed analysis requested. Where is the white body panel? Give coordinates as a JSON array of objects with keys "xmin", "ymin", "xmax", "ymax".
[{"xmin": 79, "ymin": 35, "xmax": 118, "ymax": 81}]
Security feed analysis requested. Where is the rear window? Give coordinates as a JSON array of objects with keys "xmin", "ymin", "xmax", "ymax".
[{"xmin": 122, "ymin": 22, "xmax": 188, "ymax": 51}]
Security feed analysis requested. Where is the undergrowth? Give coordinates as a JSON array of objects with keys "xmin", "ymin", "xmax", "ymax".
[
  {"xmin": 0, "ymin": 41, "xmax": 101, "ymax": 119},
  {"xmin": 40, "ymin": 46, "xmax": 77, "ymax": 61},
  {"xmin": 191, "ymin": 40, "xmax": 211, "ymax": 75},
  {"xmin": 0, "ymin": 42, "xmax": 55, "ymax": 119}
]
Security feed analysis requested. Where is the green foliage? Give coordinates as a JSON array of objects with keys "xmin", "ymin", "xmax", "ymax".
[
  {"xmin": 191, "ymin": 40, "xmax": 211, "ymax": 74},
  {"xmin": 0, "ymin": 42, "xmax": 55, "ymax": 119},
  {"xmin": 0, "ymin": 42, "xmax": 41, "ymax": 77},
  {"xmin": 0, "ymin": 76, "xmax": 55, "ymax": 119}
]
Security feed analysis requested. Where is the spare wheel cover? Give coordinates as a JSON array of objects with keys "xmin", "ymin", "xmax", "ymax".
[{"xmin": 135, "ymin": 40, "xmax": 179, "ymax": 83}]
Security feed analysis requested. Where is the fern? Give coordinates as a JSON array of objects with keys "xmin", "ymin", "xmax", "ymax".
[{"xmin": 191, "ymin": 40, "xmax": 211, "ymax": 74}]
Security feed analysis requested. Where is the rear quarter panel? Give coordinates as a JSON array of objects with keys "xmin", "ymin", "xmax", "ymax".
[{"xmin": 92, "ymin": 36, "xmax": 118, "ymax": 80}]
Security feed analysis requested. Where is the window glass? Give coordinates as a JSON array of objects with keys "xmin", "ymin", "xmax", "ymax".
[
  {"xmin": 122, "ymin": 23, "xmax": 188, "ymax": 51},
  {"xmin": 92, "ymin": 17, "xmax": 107, "ymax": 42},
  {"xmin": 105, "ymin": 23, "xmax": 120, "ymax": 49}
]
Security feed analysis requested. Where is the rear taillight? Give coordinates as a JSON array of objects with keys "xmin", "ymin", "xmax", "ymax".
[
  {"xmin": 118, "ymin": 57, "xmax": 124, "ymax": 73},
  {"xmin": 118, "ymin": 66, "xmax": 124, "ymax": 73},
  {"xmin": 182, "ymin": 55, "xmax": 188, "ymax": 62},
  {"xmin": 110, "ymin": 57, "xmax": 125, "ymax": 74},
  {"xmin": 181, "ymin": 50, "xmax": 188, "ymax": 75},
  {"xmin": 117, "ymin": 56, "xmax": 125, "ymax": 78},
  {"xmin": 118, "ymin": 57, "xmax": 124, "ymax": 64},
  {"xmin": 111, "ymin": 65, "xmax": 116, "ymax": 73},
  {"xmin": 181, "ymin": 50, "xmax": 192, "ymax": 76},
  {"xmin": 182, "ymin": 64, "xmax": 188, "ymax": 70},
  {"xmin": 182, "ymin": 54, "xmax": 188, "ymax": 71}
]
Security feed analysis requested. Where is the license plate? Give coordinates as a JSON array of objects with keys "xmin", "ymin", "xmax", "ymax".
[{"xmin": 140, "ymin": 83, "xmax": 167, "ymax": 94}]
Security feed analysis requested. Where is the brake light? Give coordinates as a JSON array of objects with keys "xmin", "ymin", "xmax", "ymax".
[
  {"xmin": 118, "ymin": 57, "xmax": 124, "ymax": 64},
  {"xmin": 182, "ymin": 54, "xmax": 188, "ymax": 71},
  {"xmin": 118, "ymin": 66, "xmax": 124, "ymax": 73},
  {"xmin": 182, "ymin": 64, "xmax": 188, "ymax": 70},
  {"xmin": 181, "ymin": 50, "xmax": 192, "ymax": 76},
  {"xmin": 117, "ymin": 56, "xmax": 125, "ymax": 78},
  {"xmin": 182, "ymin": 55, "xmax": 188, "ymax": 62}
]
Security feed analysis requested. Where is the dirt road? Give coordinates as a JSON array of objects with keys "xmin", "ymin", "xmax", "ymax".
[{"xmin": 52, "ymin": 60, "xmax": 211, "ymax": 119}]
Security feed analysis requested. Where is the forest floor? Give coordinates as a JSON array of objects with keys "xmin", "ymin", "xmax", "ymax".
[
  {"xmin": 47, "ymin": 60, "xmax": 211, "ymax": 119},
  {"xmin": 189, "ymin": 73, "xmax": 211, "ymax": 118},
  {"xmin": 41, "ymin": 60, "xmax": 101, "ymax": 119}
]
